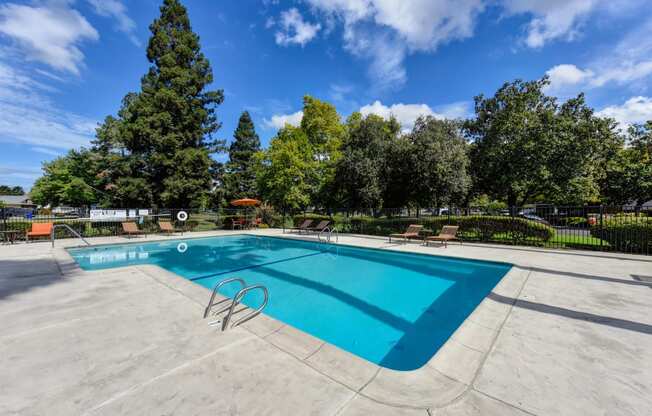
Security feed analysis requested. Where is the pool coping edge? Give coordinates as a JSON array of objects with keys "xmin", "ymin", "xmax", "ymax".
[{"xmin": 51, "ymin": 235, "xmax": 530, "ymax": 412}]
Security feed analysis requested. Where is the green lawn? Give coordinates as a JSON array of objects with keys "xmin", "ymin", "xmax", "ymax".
[
  {"xmin": 550, "ymin": 233, "xmax": 607, "ymax": 247},
  {"xmin": 458, "ymin": 230, "xmax": 609, "ymax": 248}
]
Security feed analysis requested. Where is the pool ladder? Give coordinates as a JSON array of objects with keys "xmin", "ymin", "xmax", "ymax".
[
  {"xmin": 318, "ymin": 226, "xmax": 339, "ymax": 243},
  {"xmin": 203, "ymin": 278, "xmax": 269, "ymax": 331}
]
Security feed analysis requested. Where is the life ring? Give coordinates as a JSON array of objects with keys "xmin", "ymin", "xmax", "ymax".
[
  {"xmin": 177, "ymin": 242, "xmax": 188, "ymax": 253},
  {"xmin": 176, "ymin": 211, "xmax": 188, "ymax": 222}
]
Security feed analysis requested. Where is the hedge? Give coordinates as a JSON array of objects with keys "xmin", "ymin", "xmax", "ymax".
[
  {"xmin": 1, "ymin": 218, "xmax": 170, "ymax": 239},
  {"xmin": 291, "ymin": 214, "xmax": 555, "ymax": 244},
  {"xmin": 590, "ymin": 218, "xmax": 652, "ymax": 254}
]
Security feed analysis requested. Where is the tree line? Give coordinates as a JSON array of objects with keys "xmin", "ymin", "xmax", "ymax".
[
  {"xmin": 0, "ymin": 185, "xmax": 25, "ymax": 195},
  {"xmin": 29, "ymin": 0, "xmax": 652, "ymax": 211}
]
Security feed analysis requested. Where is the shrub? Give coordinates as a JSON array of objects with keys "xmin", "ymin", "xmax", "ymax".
[
  {"xmin": 289, "ymin": 214, "xmax": 555, "ymax": 244},
  {"xmin": 590, "ymin": 218, "xmax": 652, "ymax": 254}
]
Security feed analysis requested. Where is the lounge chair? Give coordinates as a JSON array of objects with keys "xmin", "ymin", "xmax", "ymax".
[
  {"xmin": 159, "ymin": 220, "xmax": 182, "ymax": 235},
  {"xmin": 249, "ymin": 218, "xmax": 262, "ymax": 228},
  {"xmin": 26, "ymin": 222, "xmax": 53, "ymax": 242},
  {"xmin": 424, "ymin": 225, "xmax": 460, "ymax": 247},
  {"xmin": 232, "ymin": 217, "xmax": 245, "ymax": 230},
  {"xmin": 388, "ymin": 224, "xmax": 423, "ymax": 243},
  {"xmin": 121, "ymin": 222, "xmax": 144, "ymax": 238},
  {"xmin": 290, "ymin": 219, "xmax": 313, "ymax": 233},
  {"xmin": 306, "ymin": 220, "xmax": 331, "ymax": 233}
]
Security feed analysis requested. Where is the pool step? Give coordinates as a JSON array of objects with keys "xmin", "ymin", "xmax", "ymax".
[{"xmin": 203, "ymin": 278, "xmax": 269, "ymax": 331}]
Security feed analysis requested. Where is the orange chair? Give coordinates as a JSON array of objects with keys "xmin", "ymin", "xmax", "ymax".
[{"xmin": 26, "ymin": 222, "xmax": 53, "ymax": 242}]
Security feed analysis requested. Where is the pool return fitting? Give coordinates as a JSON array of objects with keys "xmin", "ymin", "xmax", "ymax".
[{"xmin": 203, "ymin": 278, "xmax": 269, "ymax": 331}]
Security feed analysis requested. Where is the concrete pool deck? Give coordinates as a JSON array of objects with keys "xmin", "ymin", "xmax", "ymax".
[{"xmin": 1, "ymin": 229, "xmax": 651, "ymax": 415}]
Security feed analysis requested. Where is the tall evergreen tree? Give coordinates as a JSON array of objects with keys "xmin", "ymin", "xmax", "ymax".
[
  {"xmin": 224, "ymin": 111, "xmax": 261, "ymax": 200},
  {"xmin": 94, "ymin": 0, "xmax": 224, "ymax": 208}
]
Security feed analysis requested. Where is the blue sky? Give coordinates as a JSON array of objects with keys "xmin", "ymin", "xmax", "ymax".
[{"xmin": 1, "ymin": 0, "xmax": 652, "ymax": 190}]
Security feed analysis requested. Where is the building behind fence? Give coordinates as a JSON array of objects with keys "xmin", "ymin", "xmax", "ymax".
[{"xmin": 1, "ymin": 205, "xmax": 650, "ymax": 256}]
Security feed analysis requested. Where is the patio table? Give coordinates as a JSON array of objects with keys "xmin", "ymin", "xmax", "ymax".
[{"xmin": 419, "ymin": 229, "xmax": 434, "ymax": 241}]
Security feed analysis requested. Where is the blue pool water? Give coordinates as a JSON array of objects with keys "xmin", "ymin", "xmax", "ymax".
[{"xmin": 68, "ymin": 235, "xmax": 510, "ymax": 370}]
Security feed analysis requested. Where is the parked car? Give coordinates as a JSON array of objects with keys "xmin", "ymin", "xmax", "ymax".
[{"xmin": 519, "ymin": 213, "xmax": 550, "ymax": 225}]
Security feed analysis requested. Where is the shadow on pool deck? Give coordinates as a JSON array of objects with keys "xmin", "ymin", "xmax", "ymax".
[
  {"xmin": 526, "ymin": 266, "xmax": 652, "ymax": 288},
  {"xmin": 458, "ymin": 242, "xmax": 652, "ymax": 262},
  {"xmin": 487, "ymin": 292, "xmax": 652, "ymax": 335},
  {"xmin": 0, "ymin": 257, "xmax": 67, "ymax": 301}
]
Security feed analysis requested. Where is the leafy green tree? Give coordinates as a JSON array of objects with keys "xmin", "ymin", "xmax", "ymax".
[
  {"xmin": 336, "ymin": 113, "xmax": 400, "ymax": 211},
  {"xmin": 223, "ymin": 111, "xmax": 261, "ymax": 201},
  {"xmin": 408, "ymin": 116, "xmax": 471, "ymax": 208},
  {"xmin": 300, "ymin": 96, "xmax": 345, "ymax": 208},
  {"xmin": 382, "ymin": 135, "xmax": 413, "ymax": 209},
  {"xmin": 602, "ymin": 122, "xmax": 652, "ymax": 207},
  {"xmin": 466, "ymin": 78, "xmax": 618, "ymax": 207},
  {"xmin": 254, "ymin": 126, "xmax": 314, "ymax": 210},
  {"xmin": 30, "ymin": 149, "xmax": 99, "ymax": 207},
  {"xmin": 0, "ymin": 185, "xmax": 24, "ymax": 195},
  {"xmin": 543, "ymin": 96, "xmax": 620, "ymax": 204},
  {"xmin": 93, "ymin": 0, "xmax": 224, "ymax": 208}
]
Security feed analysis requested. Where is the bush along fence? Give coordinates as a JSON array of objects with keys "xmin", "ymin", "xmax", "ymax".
[
  {"xmin": 1, "ymin": 205, "xmax": 650, "ymax": 255},
  {"xmin": 0, "ymin": 207, "xmax": 276, "ymax": 243},
  {"xmin": 287, "ymin": 205, "xmax": 651, "ymax": 256}
]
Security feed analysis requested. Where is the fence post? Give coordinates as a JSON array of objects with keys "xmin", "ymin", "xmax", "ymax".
[{"xmin": 599, "ymin": 205, "xmax": 604, "ymax": 251}]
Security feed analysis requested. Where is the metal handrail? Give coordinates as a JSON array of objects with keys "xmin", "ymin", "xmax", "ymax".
[
  {"xmin": 203, "ymin": 277, "xmax": 246, "ymax": 318},
  {"xmin": 51, "ymin": 224, "xmax": 91, "ymax": 247},
  {"xmin": 330, "ymin": 227, "xmax": 339, "ymax": 243},
  {"xmin": 221, "ymin": 285, "xmax": 269, "ymax": 331},
  {"xmin": 318, "ymin": 226, "xmax": 339, "ymax": 243}
]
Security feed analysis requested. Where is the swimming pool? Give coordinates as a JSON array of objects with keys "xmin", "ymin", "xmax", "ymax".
[{"xmin": 68, "ymin": 235, "xmax": 511, "ymax": 370}]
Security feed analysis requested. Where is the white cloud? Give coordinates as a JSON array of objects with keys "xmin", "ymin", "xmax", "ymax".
[
  {"xmin": 545, "ymin": 61, "xmax": 652, "ymax": 95},
  {"xmin": 545, "ymin": 64, "xmax": 594, "ymax": 89},
  {"xmin": 275, "ymin": 8, "xmax": 321, "ymax": 47},
  {"xmin": 86, "ymin": 0, "xmax": 140, "ymax": 46},
  {"xmin": 31, "ymin": 146, "xmax": 62, "ymax": 156},
  {"xmin": 597, "ymin": 96, "xmax": 652, "ymax": 127},
  {"xmin": 502, "ymin": 0, "xmax": 597, "ymax": 48},
  {"xmin": 265, "ymin": 16, "xmax": 276, "ymax": 29},
  {"xmin": 0, "ymin": 63, "xmax": 96, "ymax": 149},
  {"xmin": 0, "ymin": 165, "xmax": 42, "ymax": 187},
  {"xmin": 263, "ymin": 111, "xmax": 304, "ymax": 129},
  {"xmin": 544, "ymin": 18, "xmax": 652, "ymax": 95},
  {"xmin": 328, "ymin": 83, "xmax": 354, "ymax": 101},
  {"xmin": 591, "ymin": 61, "xmax": 652, "ymax": 87},
  {"xmin": 434, "ymin": 101, "xmax": 474, "ymax": 119},
  {"xmin": 359, "ymin": 100, "xmax": 470, "ymax": 131},
  {"xmin": 302, "ymin": 0, "xmax": 484, "ymax": 89},
  {"xmin": 0, "ymin": 2, "xmax": 98, "ymax": 75}
]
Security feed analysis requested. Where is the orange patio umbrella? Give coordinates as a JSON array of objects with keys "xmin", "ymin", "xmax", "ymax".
[
  {"xmin": 230, "ymin": 198, "xmax": 261, "ymax": 207},
  {"xmin": 230, "ymin": 198, "xmax": 261, "ymax": 226}
]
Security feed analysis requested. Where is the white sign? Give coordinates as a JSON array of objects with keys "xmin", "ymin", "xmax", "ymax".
[{"xmin": 90, "ymin": 209, "xmax": 127, "ymax": 221}]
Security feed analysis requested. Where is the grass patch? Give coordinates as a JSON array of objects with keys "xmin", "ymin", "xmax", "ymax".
[{"xmin": 551, "ymin": 233, "xmax": 607, "ymax": 247}]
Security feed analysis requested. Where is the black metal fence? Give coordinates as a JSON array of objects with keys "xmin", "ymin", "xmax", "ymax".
[
  {"xmin": 287, "ymin": 205, "xmax": 652, "ymax": 255},
  {"xmin": 1, "ymin": 205, "xmax": 650, "ymax": 255},
  {"xmin": 0, "ymin": 207, "xmax": 266, "ymax": 243}
]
